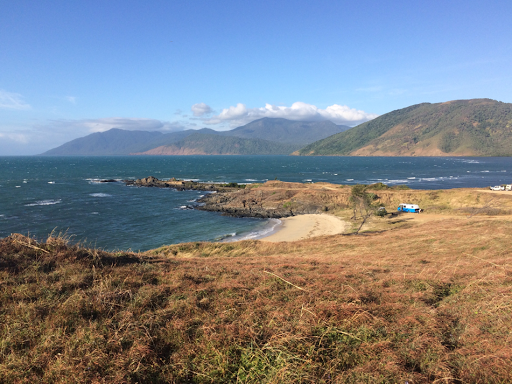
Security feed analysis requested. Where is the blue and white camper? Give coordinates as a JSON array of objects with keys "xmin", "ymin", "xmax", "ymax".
[{"xmin": 397, "ymin": 203, "xmax": 422, "ymax": 213}]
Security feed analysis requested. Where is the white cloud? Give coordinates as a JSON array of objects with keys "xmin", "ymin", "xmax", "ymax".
[
  {"xmin": 191, "ymin": 103, "xmax": 213, "ymax": 117},
  {"xmin": 41, "ymin": 117, "xmax": 188, "ymax": 134},
  {"xmin": 204, "ymin": 102, "xmax": 378, "ymax": 127},
  {"xmin": 66, "ymin": 96, "xmax": 77, "ymax": 104},
  {"xmin": 0, "ymin": 132, "xmax": 29, "ymax": 143},
  {"xmin": 0, "ymin": 90, "xmax": 31, "ymax": 110}
]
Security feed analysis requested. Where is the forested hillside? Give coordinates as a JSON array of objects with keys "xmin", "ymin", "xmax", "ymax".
[{"xmin": 298, "ymin": 99, "xmax": 512, "ymax": 156}]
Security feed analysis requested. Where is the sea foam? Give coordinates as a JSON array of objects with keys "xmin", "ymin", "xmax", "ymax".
[
  {"xmin": 89, "ymin": 193, "xmax": 112, "ymax": 197},
  {"xmin": 25, "ymin": 199, "xmax": 62, "ymax": 207}
]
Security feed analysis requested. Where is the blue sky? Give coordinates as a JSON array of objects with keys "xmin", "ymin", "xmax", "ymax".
[{"xmin": 1, "ymin": 0, "xmax": 511, "ymax": 155}]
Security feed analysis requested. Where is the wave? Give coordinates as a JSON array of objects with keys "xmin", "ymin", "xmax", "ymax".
[
  {"xmin": 459, "ymin": 159, "xmax": 480, "ymax": 164},
  {"xmin": 89, "ymin": 193, "xmax": 112, "ymax": 197},
  {"xmin": 48, "ymin": 181, "xmax": 55, "ymax": 184},
  {"xmin": 214, "ymin": 232, "xmax": 237, "ymax": 241},
  {"xmin": 386, "ymin": 179, "xmax": 409, "ymax": 184},
  {"xmin": 25, "ymin": 199, "xmax": 62, "ymax": 207},
  {"xmin": 225, "ymin": 219, "xmax": 282, "ymax": 242},
  {"xmin": 178, "ymin": 205, "xmax": 195, "ymax": 210}
]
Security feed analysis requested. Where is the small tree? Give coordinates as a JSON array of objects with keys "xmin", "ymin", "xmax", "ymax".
[{"xmin": 350, "ymin": 184, "xmax": 379, "ymax": 234}]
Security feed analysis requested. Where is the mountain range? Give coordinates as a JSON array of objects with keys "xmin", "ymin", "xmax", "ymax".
[
  {"xmin": 42, "ymin": 118, "xmax": 349, "ymax": 156},
  {"xmin": 297, "ymin": 99, "xmax": 512, "ymax": 156},
  {"xmin": 42, "ymin": 99, "xmax": 512, "ymax": 157}
]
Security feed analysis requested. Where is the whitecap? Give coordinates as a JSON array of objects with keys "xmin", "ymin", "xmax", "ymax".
[
  {"xmin": 346, "ymin": 179, "xmax": 354, "ymax": 181},
  {"xmin": 407, "ymin": 177, "xmax": 416, "ymax": 180},
  {"xmin": 15, "ymin": 186, "xmax": 21, "ymax": 188},
  {"xmin": 245, "ymin": 179, "xmax": 258, "ymax": 181},
  {"xmin": 387, "ymin": 179, "xmax": 409, "ymax": 183},
  {"xmin": 89, "ymin": 193, "xmax": 112, "ymax": 198},
  {"xmin": 214, "ymin": 232, "xmax": 237, "ymax": 241},
  {"xmin": 232, "ymin": 219, "xmax": 282, "ymax": 241},
  {"xmin": 25, "ymin": 199, "xmax": 62, "ymax": 207},
  {"xmin": 91, "ymin": 212, "xmax": 99, "ymax": 215},
  {"xmin": 48, "ymin": 181, "xmax": 55, "ymax": 184}
]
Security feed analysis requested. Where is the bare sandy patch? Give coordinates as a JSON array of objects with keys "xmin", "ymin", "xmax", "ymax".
[{"xmin": 260, "ymin": 214, "xmax": 348, "ymax": 242}]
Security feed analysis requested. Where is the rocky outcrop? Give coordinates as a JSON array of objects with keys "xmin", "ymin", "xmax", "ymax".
[
  {"xmin": 196, "ymin": 182, "xmax": 340, "ymax": 218},
  {"xmin": 124, "ymin": 176, "xmax": 245, "ymax": 192},
  {"xmin": 125, "ymin": 177, "xmax": 352, "ymax": 219}
]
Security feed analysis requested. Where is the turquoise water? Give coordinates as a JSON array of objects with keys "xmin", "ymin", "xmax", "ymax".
[{"xmin": 2, "ymin": 155, "xmax": 512, "ymax": 251}]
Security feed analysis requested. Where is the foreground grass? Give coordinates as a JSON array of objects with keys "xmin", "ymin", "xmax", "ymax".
[{"xmin": 1, "ymin": 216, "xmax": 512, "ymax": 383}]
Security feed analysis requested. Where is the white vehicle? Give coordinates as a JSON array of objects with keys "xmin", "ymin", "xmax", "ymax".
[
  {"xmin": 490, "ymin": 185, "xmax": 505, "ymax": 191},
  {"xmin": 506, "ymin": 185, "xmax": 512, "ymax": 191}
]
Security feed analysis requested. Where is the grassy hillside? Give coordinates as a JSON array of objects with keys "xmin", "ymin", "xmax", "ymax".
[
  {"xmin": 2, "ymin": 204, "xmax": 512, "ymax": 383},
  {"xmin": 224, "ymin": 118, "xmax": 350, "ymax": 146},
  {"xmin": 135, "ymin": 133, "xmax": 298, "ymax": 155},
  {"xmin": 298, "ymin": 99, "xmax": 512, "ymax": 156}
]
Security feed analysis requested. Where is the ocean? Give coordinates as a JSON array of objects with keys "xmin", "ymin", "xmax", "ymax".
[{"xmin": 1, "ymin": 155, "xmax": 512, "ymax": 251}]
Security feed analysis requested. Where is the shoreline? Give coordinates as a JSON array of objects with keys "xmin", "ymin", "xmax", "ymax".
[{"xmin": 259, "ymin": 213, "xmax": 349, "ymax": 242}]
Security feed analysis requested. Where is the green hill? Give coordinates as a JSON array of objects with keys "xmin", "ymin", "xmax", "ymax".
[
  {"xmin": 42, "ymin": 129, "xmax": 166, "ymax": 156},
  {"xmin": 134, "ymin": 133, "xmax": 298, "ymax": 155},
  {"xmin": 298, "ymin": 99, "xmax": 512, "ymax": 156},
  {"xmin": 41, "ymin": 118, "xmax": 350, "ymax": 156},
  {"xmin": 222, "ymin": 117, "xmax": 350, "ymax": 146},
  {"xmin": 40, "ymin": 129, "xmax": 219, "ymax": 156}
]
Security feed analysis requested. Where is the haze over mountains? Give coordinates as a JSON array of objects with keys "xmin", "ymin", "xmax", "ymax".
[
  {"xmin": 42, "ymin": 99, "xmax": 512, "ymax": 157},
  {"xmin": 42, "ymin": 118, "xmax": 350, "ymax": 156},
  {"xmin": 298, "ymin": 99, "xmax": 512, "ymax": 156}
]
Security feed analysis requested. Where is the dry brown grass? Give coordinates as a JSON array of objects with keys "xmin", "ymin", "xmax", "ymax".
[{"xmin": 1, "ymin": 215, "xmax": 512, "ymax": 383}]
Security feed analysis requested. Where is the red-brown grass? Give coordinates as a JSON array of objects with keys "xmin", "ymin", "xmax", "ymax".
[{"xmin": 1, "ymin": 216, "xmax": 512, "ymax": 383}]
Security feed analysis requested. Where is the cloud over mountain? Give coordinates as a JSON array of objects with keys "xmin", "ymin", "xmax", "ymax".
[
  {"xmin": 191, "ymin": 103, "xmax": 213, "ymax": 117},
  {"xmin": 42, "ymin": 118, "xmax": 189, "ymax": 134},
  {"xmin": 203, "ymin": 102, "xmax": 378, "ymax": 127}
]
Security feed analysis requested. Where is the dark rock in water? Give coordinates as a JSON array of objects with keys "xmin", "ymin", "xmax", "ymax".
[
  {"xmin": 99, "ymin": 179, "xmax": 118, "ymax": 183},
  {"xmin": 123, "ymin": 176, "xmax": 246, "ymax": 192}
]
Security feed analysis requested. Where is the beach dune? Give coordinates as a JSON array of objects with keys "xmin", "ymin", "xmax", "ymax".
[{"xmin": 261, "ymin": 214, "xmax": 348, "ymax": 242}]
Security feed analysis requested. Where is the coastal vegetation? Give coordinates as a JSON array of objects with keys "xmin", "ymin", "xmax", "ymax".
[
  {"xmin": 2, "ymin": 209, "xmax": 512, "ymax": 383},
  {"xmin": 298, "ymin": 99, "xmax": 512, "ymax": 156},
  {"xmin": 2, "ymin": 182, "xmax": 512, "ymax": 382}
]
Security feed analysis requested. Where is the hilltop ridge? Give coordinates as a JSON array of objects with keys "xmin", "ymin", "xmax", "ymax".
[
  {"xmin": 298, "ymin": 98, "xmax": 512, "ymax": 156},
  {"xmin": 41, "ymin": 118, "xmax": 349, "ymax": 156}
]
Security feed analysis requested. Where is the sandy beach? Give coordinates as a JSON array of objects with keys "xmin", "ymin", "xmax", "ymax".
[{"xmin": 260, "ymin": 214, "xmax": 349, "ymax": 242}]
